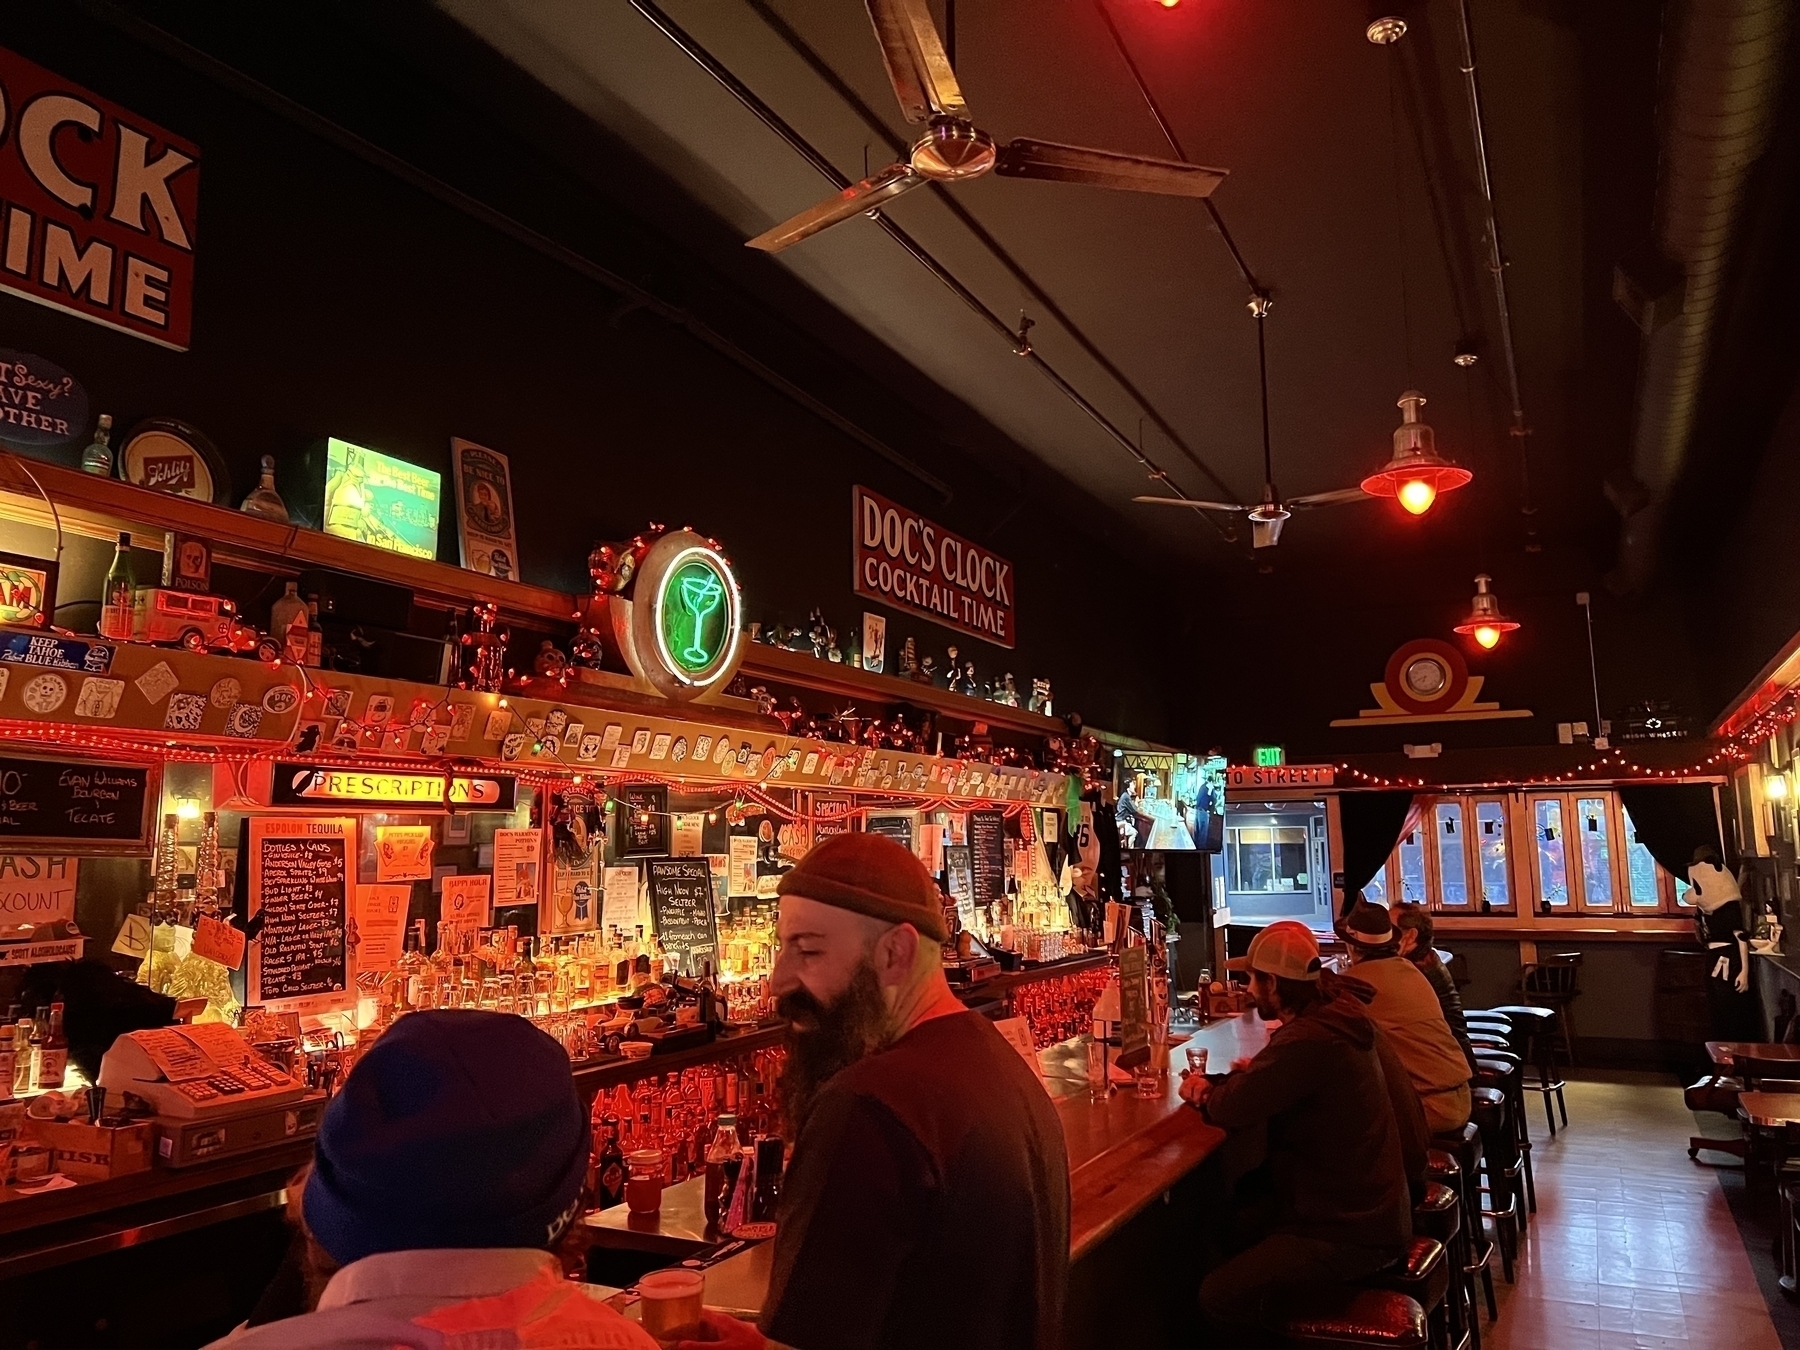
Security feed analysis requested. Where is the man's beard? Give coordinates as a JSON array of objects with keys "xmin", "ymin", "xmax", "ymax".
[{"xmin": 778, "ymin": 960, "xmax": 895, "ymax": 1137}]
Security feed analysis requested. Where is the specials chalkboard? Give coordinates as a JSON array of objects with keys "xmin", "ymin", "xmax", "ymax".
[
  {"xmin": 969, "ymin": 810, "xmax": 1007, "ymax": 908},
  {"xmin": 864, "ymin": 812, "xmax": 916, "ymax": 854},
  {"xmin": 1117, "ymin": 944, "xmax": 1150, "ymax": 1069},
  {"xmin": 0, "ymin": 755, "xmax": 153, "ymax": 849},
  {"xmin": 647, "ymin": 857, "xmax": 718, "ymax": 978},
  {"xmin": 248, "ymin": 817, "xmax": 353, "ymax": 1010}
]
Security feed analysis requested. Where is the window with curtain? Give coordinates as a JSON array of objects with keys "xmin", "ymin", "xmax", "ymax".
[
  {"xmin": 1434, "ymin": 801, "xmax": 1470, "ymax": 906},
  {"xmin": 1475, "ymin": 799, "xmax": 1511, "ymax": 909}
]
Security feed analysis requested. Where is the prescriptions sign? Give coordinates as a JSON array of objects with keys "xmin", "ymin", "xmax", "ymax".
[
  {"xmin": 0, "ymin": 48, "xmax": 200, "ymax": 349},
  {"xmin": 852, "ymin": 485, "xmax": 1015, "ymax": 649}
]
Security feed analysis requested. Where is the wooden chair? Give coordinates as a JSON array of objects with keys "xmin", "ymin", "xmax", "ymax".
[{"xmin": 1517, "ymin": 953, "xmax": 1581, "ymax": 1065}]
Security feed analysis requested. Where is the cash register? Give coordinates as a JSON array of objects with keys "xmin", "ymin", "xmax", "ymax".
[{"xmin": 98, "ymin": 1022, "xmax": 325, "ymax": 1167}]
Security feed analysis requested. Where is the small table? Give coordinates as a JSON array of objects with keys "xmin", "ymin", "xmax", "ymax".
[
  {"xmin": 1707, "ymin": 1042, "xmax": 1800, "ymax": 1068},
  {"xmin": 1738, "ymin": 1092, "xmax": 1800, "ymax": 1128}
]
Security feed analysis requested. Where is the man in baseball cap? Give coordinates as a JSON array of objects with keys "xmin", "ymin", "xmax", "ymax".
[
  {"xmin": 680, "ymin": 831, "xmax": 1069, "ymax": 1350},
  {"xmin": 1181, "ymin": 922, "xmax": 1413, "ymax": 1339}
]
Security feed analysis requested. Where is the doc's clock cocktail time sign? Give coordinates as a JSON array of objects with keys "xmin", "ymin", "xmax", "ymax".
[
  {"xmin": 853, "ymin": 486, "xmax": 1015, "ymax": 649},
  {"xmin": 0, "ymin": 48, "xmax": 199, "ymax": 350}
]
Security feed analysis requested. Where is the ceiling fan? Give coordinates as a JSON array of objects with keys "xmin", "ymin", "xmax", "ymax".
[
  {"xmin": 1133, "ymin": 298, "xmax": 1371, "ymax": 549},
  {"xmin": 746, "ymin": 0, "xmax": 1228, "ymax": 254}
]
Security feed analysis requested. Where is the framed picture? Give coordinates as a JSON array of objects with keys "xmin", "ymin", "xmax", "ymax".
[
  {"xmin": 620, "ymin": 783, "xmax": 670, "ymax": 857},
  {"xmin": 451, "ymin": 438, "xmax": 519, "ymax": 581},
  {"xmin": 0, "ymin": 550, "xmax": 56, "ymax": 627}
]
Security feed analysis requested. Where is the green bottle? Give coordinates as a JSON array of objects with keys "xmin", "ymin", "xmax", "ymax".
[
  {"xmin": 79, "ymin": 413, "xmax": 114, "ymax": 476},
  {"xmin": 99, "ymin": 532, "xmax": 135, "ymax": 641}
]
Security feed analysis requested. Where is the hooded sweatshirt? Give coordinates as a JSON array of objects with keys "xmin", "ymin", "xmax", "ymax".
[{"xmin": 1202, "ymin": 989, "xmax": 1413, "ymax": 1252}]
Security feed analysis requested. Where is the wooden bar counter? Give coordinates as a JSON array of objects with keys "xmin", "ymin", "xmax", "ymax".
[{"xmin": 613, "ymin": 1011, "xmax": 1273, "ymax": 1321}]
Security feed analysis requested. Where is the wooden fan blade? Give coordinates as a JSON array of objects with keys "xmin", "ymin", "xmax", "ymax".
[
  {"xmin": 865, "ymin": 0, "xmax": 967, "ymax": 124},
  {"xmin": 995, "ymin": 139, "xmax": 1226, "ymax": 197},
  {"xmin": 747, "ymin": 163, "xmax": 922, "ymax": 253},
  {"xmin": 1287, "ymin": 487, "xmax": 1374, "ymax": 509},
  {"xmin": 1131, "ymin": 495, "xmax": 1249, "ymax": 513}
]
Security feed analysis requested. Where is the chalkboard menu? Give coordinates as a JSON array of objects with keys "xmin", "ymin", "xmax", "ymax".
[
  {"xmin": 621, "ymin": 784, "xmax": 669, "ymax": 857},
  {"xmin": 647, "ymin": 857, "xmax": 718, "ymax": 977},
  {"xmin": 248, "ymin": 817, "xmax": 353, "ymax": 1010},
  {"xmin": 864, "ymin": 812, "xmax": 916, "ymax": 854},
  {"xmin": 1117, "ymin": 944, "xmax": 1149, "ymax": 1069},
  {"xmin": 0, "ymin": 754, "xmax": 152, "ymax": 849},
  {"xmin": 969, "ymin": 810, "xmax": 1007, "ymax": 908}
]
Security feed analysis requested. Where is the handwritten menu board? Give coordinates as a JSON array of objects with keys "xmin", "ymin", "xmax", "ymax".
[
  {"xmin": 647, "ymin": 858, "xmax": 718, "ymax": 978},
  {"xmin": 0, "ymin": 755, "xmax": 152, "ymax": 848},
  {"xmin": 248, "ymin": 817, "xmax": 353, "ymax": 1011},
  {"xmin": 969, "ymin": 810, "xmax": 1007, "ymax": 908},
  {"xmin": 621, "ymin": 784, "xmax": 669, "ymax": 857},
  {"xmin": 1117, "ymin": 944, "xmax": 1149, "ymax": 1068}
]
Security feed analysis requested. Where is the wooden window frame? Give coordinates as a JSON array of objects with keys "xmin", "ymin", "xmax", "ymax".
[
  {"xmin": 1372, "ymin": 792, "xmax": 1519, "ymax": 916},
  {"xmin": 1523, "ymin": 789, "xmax": 1683, "ymax": 916}
]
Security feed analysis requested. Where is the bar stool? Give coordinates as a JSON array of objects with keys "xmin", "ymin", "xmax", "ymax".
[
  {"xmin": 1490, "ymin": 1004, "xmax": 1566, "ymax": 1135},
  {"xmin": 1466, "ymin": 1031, "xmax": 1511, "ymax": 1055},
  {"xmin": 1469, "ymin": 1086, "xmax": 1522, "ymax": 1280},
  {"xmin": 1414, "ymin": 1182, "xmax": 1472, "ymax": 1350},
  {"xmin": 1429, "ymin": 1137, "xmax": 1497, "ymax": 1323},
  {"xmin": 1518, "ymin": 954, "xmax": 1582, "ymax": 1065},
  {"xmin": 1279, "ymin": 1289, "xmax": 1428, "ymax": 1348},
  {"xmin": 1474, "ymin": 1054, "xmax": 1535, "ymax": 1218},
  {"xmin": 1360, "ymin": 1239, "xmax": 1451, "ymax": 1350}
]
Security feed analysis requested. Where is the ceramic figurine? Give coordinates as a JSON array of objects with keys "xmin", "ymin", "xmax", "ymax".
[
  {"xmin": 747, "ymin": 621, "xmax": 763, "ymax": 644},
  {"xmin": 994, "ymin": 673, "xmax": 1019, "ymax": 706},
  {"xmin": 532, "ymin": 639, "xmax": 568, "ymax": 680},
  {"xmin": 1028, "ymin": 678, "xmax": 1052, "ymax": 714},
  {"xmin": 898, "ymin": 637, "xmax": 919, "ymax": 680},
  {"xmin": 919, "ymin": 655, "xmax": 938, "ymax": 685},
  {"xmin": 749, "ymin": 685, "xmax": 776, "ymax": 715},
  {"xmin": 939, "ymin": 645, "xmax": 959, "ymax": 689},
  {"xmin": 826, "ymin": 625, "xmax": 843, "ymax": 663},
  {"xmin": 958, "ymin": 660, "xmax": 979, "ymax": 697},
  {"xmin": 808, "ymin": 609, "xmax": 830, "ymax": 659}
]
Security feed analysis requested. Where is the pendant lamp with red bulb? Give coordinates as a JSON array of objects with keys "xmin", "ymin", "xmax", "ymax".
[
  {"xmin": 1452, "ymin": 573, "xmax": 1520, "ymax": 649},
  {"xmin": 1360, "ymin": 391, "xmax": 1473, "ymax": 516}
]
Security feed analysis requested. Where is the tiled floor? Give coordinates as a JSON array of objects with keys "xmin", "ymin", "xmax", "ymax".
[{"xmin": 1484, "ymin": 1070, "xmax": 1783, "ymax": 1350}]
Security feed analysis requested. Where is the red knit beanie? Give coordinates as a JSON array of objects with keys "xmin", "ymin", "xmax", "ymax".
[{"xmin": 776, "ymin": 831, "xmax": 949, "ymax": 942}]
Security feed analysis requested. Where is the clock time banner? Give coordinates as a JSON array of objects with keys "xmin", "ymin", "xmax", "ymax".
[{"xmin": 852, "ymin": 485, "xmax": 1015, "ymax": 649}]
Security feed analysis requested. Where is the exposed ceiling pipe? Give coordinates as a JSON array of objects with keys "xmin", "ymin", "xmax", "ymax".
[
  {"xmin": 1608, "ymin": 0, "xmax": 1791, "ymax": 594},
  {"xmin": 1454, "ymin": 0, "xmax": 1537, "ymax": 551},
  {"xmin": 624, "ymin": 0, "xmax": 1238, "ymax": 540}
]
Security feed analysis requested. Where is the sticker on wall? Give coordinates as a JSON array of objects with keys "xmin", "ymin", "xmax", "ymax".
[
  {"xmin": 713, "ymin": 737, "xmax": 732, "ymax": 766},
  {"xmin": 649, "ymin": 733, "xmax": 672, "ymax": 761},
  {"xmin": 323, "ymin": 687, "xmax": 352, "ymax": 719},
  {"xmin": 539, "ymin": 734, "xmax": 561, "ymax": 758},
  {"xmin": 671, "ymin": 737, "xmax": 688, "ymax": 763},
  {"xmin": 449, "ymin": 703, "xmax": 476, "ymax": 742},
  {"xmin": 693, "ymin": 735, "xmax": 713, "ymax": 763},
  {"xmin": 501, "ymin": 733, "xmax": 525, "ymax": 761},
  {"xmin": 803, "ymin": 752, "xmax": 819, "ymax": 775},
  {"xmin": 364, "ymin": 695, "xmax": 394, "ymax": 726},
  {"xmin": 21, "ymin": 673, "xmax": 67, "ymax": 714},
  {"xmin": 262, "ymin": 685, "xmax": 301, "ymax": 716},
  {"xmin": 482, "ymin": 709, "xmax": 511, "ymax": 741},
  {"xmin": 0, "ymin": 669, "xmax": 11, "ymax": 703},
  {"xmin": 611, "ymin": 747, "xmax": 632, "ymax": 768},
  {"xmin": 407, "ymin": 697, "xmax": 435, "ymax": 729},
  {"xmin": 544, "ymin": 710, "xmax": 568, "ymax": 738},
  {"xmin": 564, "ymin": 721, "xmax": 584, "ymax": 747},
  {"xmin": 226, "ymin": 703, "xmax": 263, "ymax": 737},
  {"xmin": 207, "ymin": 676, "xmax": 241, "ymax": 710},
  {"xmin": 526, "ymin": 717, "xmax": 545, "ymax": 739},
  {"xmin": 601, "ymin": 724, "xmax": 623, "ymax": 750},
  {"xmin": 421, "ymin": 724, "xmax": 451, "ymax": 755},
  {"xmin": 294, "ymin": 723, "xmax": 324, "ymax": 754},
  {"xmin": 630, "ymin": 728, "xmax": 652, "ymax": 755},
  {"xmin": 74, "ymin": 677, "xmax": 123, "ymax": 719},
  {"xmin": 165, "ymin": 691, "xmax": 205, "ymax": 730},
  {"xmin": 577, "ymin": 735, "xmax": 601, "ymax": 762}
]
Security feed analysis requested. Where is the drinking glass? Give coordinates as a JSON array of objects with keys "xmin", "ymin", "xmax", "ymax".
[{"xmin": 638, "ymin": 1267, "xmax": 705, "ymax": 1345}]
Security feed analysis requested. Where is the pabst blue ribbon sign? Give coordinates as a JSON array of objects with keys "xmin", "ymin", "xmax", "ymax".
[
  {"xmin": 0, "ymin": 48, "xmax": 200, "ymax": 349},
  {"xmin": 853, "ymin": 486, "xmax": 1015, "ymax": 649}
]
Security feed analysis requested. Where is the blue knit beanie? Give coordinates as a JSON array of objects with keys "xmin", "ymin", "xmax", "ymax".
[{"xmin": 304, "ymin": 1010, "xmax": 591, "ymax": 1267}]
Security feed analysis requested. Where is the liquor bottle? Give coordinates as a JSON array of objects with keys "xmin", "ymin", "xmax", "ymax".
[
  {"xmin": 0, "ymin": 1008, "xmax": 15, "ymax": 1098},
  {"xmin": 195, "ymin": 812, "xmax": 222, "ymax": 915},
  {"xmin": 10, "ymin": 1020, "xmax": 32, "ymax": 1097},
  {"xmin": 26, "ymin": 1007, "xmax": 47, "ymax": 1091},
  {"xmin": 396, "ymin": 921, "xmax": 426, "ymax": 1012},
  {"xmin": 752, "ymin": 1135, "xmax": 785, "ymax": 1222},
  {"xmin": 514, "ymin": 936, "xmax": 537, "ymax": 1017},
  {"xmin": 240, "ymin": 454, "xmax": 291, "ymax": 522},
  {"xmin": 99, "ymin": 532, "xmax": 136, "ymax": 641},
  {"xmin": 37, "ymin": 1004, "xmax": 67, "ymax": 1091},
  {"xmin": 269, "ymin": 581, "xmax": 309, "ymax": 665},
  {"xmin": 153, "ymin": 814, "xmax": 182, "ymax": 912},
  {"xmin": 703, "ymin": 1113, "xmax": 742, "ymax": 1225},
  {"xmin": 304, "ymin": 594, "xmax": 323, "ymax": 667},
  {"xmin": 80, "ymin": 412, "xmax": 115, "ymax": 475},
  {"xmin": 595, "ymin": 1115, "xmax": 627, "ymax": 1209}
]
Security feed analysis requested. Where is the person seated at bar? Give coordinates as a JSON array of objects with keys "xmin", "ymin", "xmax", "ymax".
[
  {"xmin": 1179, "ymin": 923, "xmax": 1413, "ymax": 1340},
  {"xmin": 683, "ymin": 832, "xmax": 1069, "ymax": 1350},
  {"xmin": 1391, "ymin": 904, "xmax": 1478, "ymax": 1072},
  {"xmin": 205, "ymin": 1010, "xmax": 656, "ymax": 1350},
  {"xmin": 1338, "ymin": 900, "xmax": 1473, "ymax": 1133}
]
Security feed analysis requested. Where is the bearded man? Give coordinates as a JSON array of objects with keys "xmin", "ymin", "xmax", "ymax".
[{"xmin": 682, "ymin": 832, "xmax": 1068, "ymax": 1350}]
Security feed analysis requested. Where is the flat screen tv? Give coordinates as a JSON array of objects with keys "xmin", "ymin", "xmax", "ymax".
[
  {"xmin": 322, "ymin": 437, "xmax": 441, "ymax": 561},
  {"xmin": 1115, "ymin": 751, "xmax": 1226, "ymax": 852}
]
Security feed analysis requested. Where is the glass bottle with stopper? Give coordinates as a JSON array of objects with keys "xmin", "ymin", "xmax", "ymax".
[
  {"xmin": 79, "ymin": 413, "xmax": 114, "ymax": 476},
  {"xmin": 240, "ymin": 455, "xmax": 290, "ymax": 522}
]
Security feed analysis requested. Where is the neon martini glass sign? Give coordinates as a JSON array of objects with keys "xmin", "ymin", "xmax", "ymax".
[
  {"xmin": 652, "ymin": 547, "xmax": 738, "ymax": 684},
  {"xmin": 670, "ymin": 562, "xmax": 724, "ymax": 669}
]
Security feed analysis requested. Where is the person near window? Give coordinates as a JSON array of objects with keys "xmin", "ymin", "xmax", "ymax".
[
  {"xmin": 1179, "ymin": 922, "xmax": 1413, "ymax": 1339},
  {"xmin": 1337, "ymin": 901, "xmax": 1473, "ymax": 1133},
  {"xmin": 1391, "ymin": 905, "xmax": 1478, "ymax": 1072}
]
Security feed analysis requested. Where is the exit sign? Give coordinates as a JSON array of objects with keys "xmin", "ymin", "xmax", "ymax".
[{"xmin": 1253, "ymin": 745, "xmax": 1286, "ymax": 767}]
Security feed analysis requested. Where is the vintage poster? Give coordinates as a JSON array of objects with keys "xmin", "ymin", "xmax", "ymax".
[
  {"xmin": 374, "ymin": 824, "xmax": 434, "ymax": 882},
  {"xmin": 671, "ymin": 812, "xmax": 705, "ymax": 857},
  {"xmin": 440, "ymin": 874, "xmax": 491, "ymax": 928},
  {"xmin": 451, "ymin": 437, "xmax": 520, "ymax": 580},
  {"xmin": 323, "ymin": 438, "xmax": 442, "ymax": 561},
  {"xmin": 728, "ymin": 834, "xmax": 759, "ymax": 897},
  {"xmin": 545, "ymin": 848, "xmax": 600, "ymax": 935},
  {"xmin": 861, "ymin": 612, "xmax": 887, "ymax": 674},
  {"xmin": 492, "ymin": 828, "xmax": 542, "ymax": 909},
  {"xmin": 353, "ymin": 883, "xmax": 410, "ymax": 974},
  {"xmin": 602, "ymin": 865, "xmax": 641, "ymax": 933}
]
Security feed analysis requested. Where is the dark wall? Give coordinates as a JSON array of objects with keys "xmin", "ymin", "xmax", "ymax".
[{"xmin": 0, "ymin": 6, "xmax": 1183, "ymax": 740}]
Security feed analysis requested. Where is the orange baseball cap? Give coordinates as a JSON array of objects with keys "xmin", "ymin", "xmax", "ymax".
[{"xmin": 1226, "ymin": 921, "xmax": 1323, "ymax": 981}]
